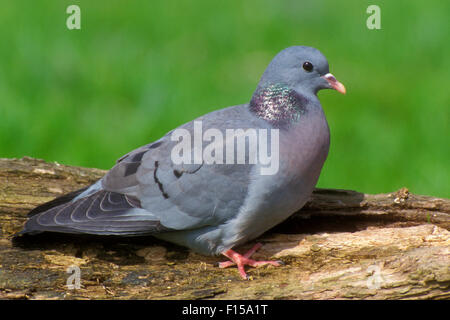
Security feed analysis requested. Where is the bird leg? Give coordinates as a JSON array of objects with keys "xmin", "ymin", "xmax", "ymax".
[{"xmin": 219, "ymin": 242, "xmax": 283, "ymax": 280}]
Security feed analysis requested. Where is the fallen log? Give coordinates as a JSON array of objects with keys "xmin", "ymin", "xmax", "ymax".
[{"xmin": 0, "ymin": 157, "xmax": 448, "ymax": 299}]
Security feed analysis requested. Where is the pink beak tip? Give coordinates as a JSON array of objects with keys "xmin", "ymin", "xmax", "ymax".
[{"xmin": 322, "ymin": 73, "xmax": 346, "ymax": 94}]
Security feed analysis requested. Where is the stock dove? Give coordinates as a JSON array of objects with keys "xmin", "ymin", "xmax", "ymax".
[{"xmin": 19, "ymin": 46, "xmax": 345, "ymax": 279}]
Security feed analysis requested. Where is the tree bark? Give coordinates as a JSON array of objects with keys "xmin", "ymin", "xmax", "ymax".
[{"xmin": 0, "ymin": 157, "xmax": 448, "ymax": 299}]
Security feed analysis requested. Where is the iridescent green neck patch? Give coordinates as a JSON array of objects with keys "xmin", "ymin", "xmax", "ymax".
[{"xmin": 249, "ymin": 84, "xmax": 308, "ymax": 128}]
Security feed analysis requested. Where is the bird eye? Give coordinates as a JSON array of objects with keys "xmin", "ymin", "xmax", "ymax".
[{"xmin": 302, "ymin": 61, "xmax": 313, "ymax": 72}]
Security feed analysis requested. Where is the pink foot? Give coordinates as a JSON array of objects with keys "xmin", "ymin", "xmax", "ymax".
[{"xmin": 218, "ymin": 243, "xmax": 283, "ymax": 280}]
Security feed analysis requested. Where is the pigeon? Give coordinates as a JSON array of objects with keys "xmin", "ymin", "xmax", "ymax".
[{"xmin": 18, "ymin": 46, "xmax": 345, "ymax": 279}]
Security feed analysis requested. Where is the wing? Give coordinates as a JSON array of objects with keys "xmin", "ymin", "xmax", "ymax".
[
  {"xmin": 21, "ymin": 105, "xmax": 269, "ymax": 236},
  {"xmin": 103, "ymin": 105, "xmax": 269, "ymax": 230},
  {"xmin": 22, "ymin": 189, "xmax": 169, "ymax": 235},
  {"xmin": 27, "ymin": 185, "xmax": 91, "ymax": 217}
]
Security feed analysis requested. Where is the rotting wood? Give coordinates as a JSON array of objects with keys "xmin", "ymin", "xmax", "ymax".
[{"xmin": 0, "ymin": 157, "xmax": 449, "ymax": 299}]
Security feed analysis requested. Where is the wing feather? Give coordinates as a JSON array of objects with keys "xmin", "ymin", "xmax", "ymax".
[
  {"xmin": 22, "ymin": 190, "xmax": 169, "ymax": 235},
  {"xmin": 22, "ymin": 105, "xmax": 269, "ymax": 236}
]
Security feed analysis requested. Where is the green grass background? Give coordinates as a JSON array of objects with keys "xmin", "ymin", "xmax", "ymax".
[{"xmin": 0, "ymin": 1, "xmax": 448, "ymax": 197}]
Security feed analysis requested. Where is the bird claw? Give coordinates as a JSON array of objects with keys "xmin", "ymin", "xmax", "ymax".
[{"xmin": 219, "ymin": 243, "xmax": 283, "ymax": 280}]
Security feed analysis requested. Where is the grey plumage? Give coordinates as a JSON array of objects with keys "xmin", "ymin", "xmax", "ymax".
[{"xmin": 20, "ymin": 46, "xmax": 345, "ymax": 257}]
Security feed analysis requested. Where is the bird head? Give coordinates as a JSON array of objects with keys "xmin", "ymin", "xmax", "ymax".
[{"xmin": 257, "ymin": 46, "xmax": 346, "ymax": 96}]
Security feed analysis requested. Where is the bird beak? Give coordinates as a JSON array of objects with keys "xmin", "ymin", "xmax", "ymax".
[{"xmin": 321, "ymin": 73, "xmax": 346, "ymax": 94}]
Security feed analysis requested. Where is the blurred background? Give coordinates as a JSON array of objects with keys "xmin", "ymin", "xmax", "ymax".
[{"xmin": 0, "ymin": 1, "xmax": 448, "ymax": 197}]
